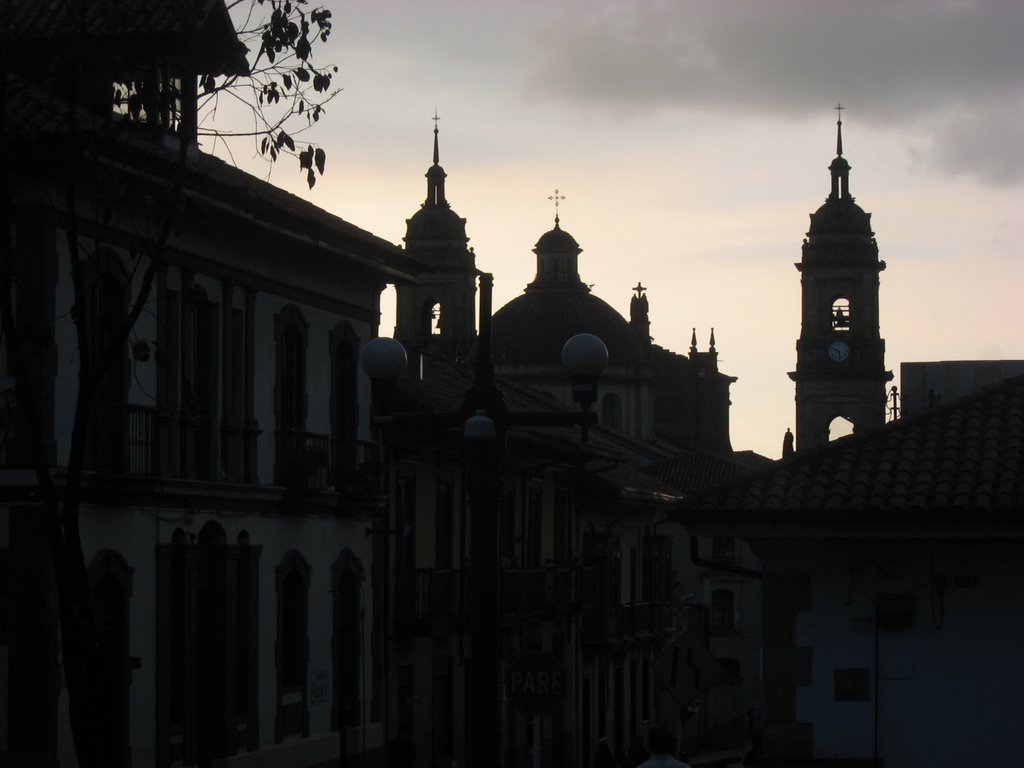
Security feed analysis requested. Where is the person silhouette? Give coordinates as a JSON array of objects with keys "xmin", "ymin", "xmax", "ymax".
[{"xmin": 782, "ymin": 427, "xmax": 795, "ymax": 460}]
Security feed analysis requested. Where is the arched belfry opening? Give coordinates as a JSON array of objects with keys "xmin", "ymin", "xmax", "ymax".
[
  {"xmin": 828, "ymin": 414, "xmax": 855, "ymax": 442},
  {"xmin": 831, "ymin": 297, "xmax": 851, "ymax": 331}
]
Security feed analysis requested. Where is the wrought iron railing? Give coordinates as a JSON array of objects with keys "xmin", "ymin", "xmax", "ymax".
[
  {"xmin": 274, "ymin": 430, "xmax": 330, "ymax": 489},
  {"xmin": 87, "ymin": 403, "xmax": 159, "ymax": 477}
]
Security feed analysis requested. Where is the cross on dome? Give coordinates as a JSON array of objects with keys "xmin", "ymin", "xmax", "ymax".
[{"xmin": 548, "ymin": 188, "xmax": 565, "ymax": 226}]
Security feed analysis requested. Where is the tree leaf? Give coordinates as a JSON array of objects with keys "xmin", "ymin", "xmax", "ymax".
[{"xmin": 314, "ymin": 147, "xmax": 326, "ymax": 175}]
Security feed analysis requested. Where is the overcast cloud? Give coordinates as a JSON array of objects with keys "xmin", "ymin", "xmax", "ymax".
[{"xmin": 523, "ymin": 0, "xmax": 1024, "ymax": 184}]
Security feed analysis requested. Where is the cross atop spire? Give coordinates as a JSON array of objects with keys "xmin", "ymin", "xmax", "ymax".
[
  {"xmin": 834, "ymin": 102, "xmax": 844, "ymax": 157},
  {"xmin": 633, "ymin": 282, "xmax": 646, "ymax": 298},
  {"xmin": 548, "ymin": 188, "xmax": 565, "ymax": 226},
  {"xmin": 432, "ymin": 109, "xmax": 441, "ymax": 165}
]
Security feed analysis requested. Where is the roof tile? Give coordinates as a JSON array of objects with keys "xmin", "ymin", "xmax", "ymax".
[{"xmin": 682, "ymin": 374, "xmax": 1024, "ymax": 512}]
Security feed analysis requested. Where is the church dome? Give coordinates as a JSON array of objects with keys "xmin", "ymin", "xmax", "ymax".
[
  {"xmin": 535, "ymin": 223, "xmax": 580, "ymax": 252},
  {"xmin": 492, "ymin": 289, "xmax": 643, "ymax": 367}
]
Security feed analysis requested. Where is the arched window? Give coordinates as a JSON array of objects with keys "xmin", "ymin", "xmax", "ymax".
[
  {"xmin": 828, "ymin": 415, "xmax": 855, "ymax": 441},
  {"xmin": 235, "ymin": 530, "xmax": 261, "ymax": 752},
  {"xmin": 275, "ymin": 306, "xmax": 309, "ymax": 433},
  {"xmin": 276, "ymin": 550, "xmax": 311, "ymax": 741},
  {"xmin": 831, "ymin": 297, "xmax": 851, "ymax": 331},
  {"xmin": 601, "ymin": 393, "xmax": 623, "ymax": 431},
  {"xmin": 711, "ymin": 588, "xmax": 735, "ymax": 632},
  {"xmin": 332, "ymin": 550, "xmax": 364, "ymax": 735},
  {"xmin": 274, "ymin": 306, "xmax": 309, "ymax": 485},
  {"xmin": 89, "ymin": 550, "xmax": 134, "ymax": 768}
]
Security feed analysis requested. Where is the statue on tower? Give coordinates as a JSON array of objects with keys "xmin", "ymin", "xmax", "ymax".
[{"xmin": 629, "ymin": 282, "xmax": 651, "ymax": 345}]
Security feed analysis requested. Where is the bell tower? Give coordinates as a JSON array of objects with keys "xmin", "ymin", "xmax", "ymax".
[
  {"xmin": 789, "ymin": 108, "xmax": 893, "ymax": 451},
  {"xmin": 395, "ymin": 113, "xmax": 477, "ymax": 359}
]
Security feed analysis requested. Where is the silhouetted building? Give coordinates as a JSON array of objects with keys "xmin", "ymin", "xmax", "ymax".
[
  {"xmin": 1, "ymin": 4, "xmax": 420, "ymax": 766},
  {"xmin": 789, "ymin": 110, "xmax": 893, "ymax": 451},
  {"xmin": 489, "ymin": 214, "xmax": 736, "ymax": 452},
  {"xmin": 679, "ymin": 373, "xmax": 1024, "ymax": 765},
  {"xmin": 393, "ymin": 124, "xmax": 737, "ymax": 452},
  {"xmin": 394, "ymin": 118, "xmax": 477, "ymax": 360}
]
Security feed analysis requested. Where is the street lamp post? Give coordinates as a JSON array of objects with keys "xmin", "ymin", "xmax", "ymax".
[{"xmin": 362, "ymin": 273, "xmax": 607, "ymax": 767}]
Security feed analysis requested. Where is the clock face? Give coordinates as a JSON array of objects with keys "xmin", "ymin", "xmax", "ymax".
[{"xmin": 828, "ymin": 339, "xmax": 850, "ymax": 362}]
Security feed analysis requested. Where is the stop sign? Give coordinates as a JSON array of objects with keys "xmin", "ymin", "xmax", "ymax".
[{"xmin": 506, "ymin": 652, "xmax": 568, "ymax": 714}]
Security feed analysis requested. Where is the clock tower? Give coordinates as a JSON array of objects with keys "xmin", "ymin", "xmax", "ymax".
[{"xmin": 789, "ymin": 109, "xmax": 893, "ymax": 451}]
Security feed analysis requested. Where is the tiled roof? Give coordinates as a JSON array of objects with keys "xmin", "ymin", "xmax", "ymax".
[
  {"xmin": 641, "ymin": 449, "xmax": 774, "ymax": 495},
  {"xmin": 682, "ymin": 374, "xmax": 1024, "ymax": 513}
]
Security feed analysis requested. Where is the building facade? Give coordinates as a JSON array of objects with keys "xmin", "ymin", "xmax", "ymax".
[{"xmin": 0, "ymin": 4, "xmax": 421, "ymax": 766}]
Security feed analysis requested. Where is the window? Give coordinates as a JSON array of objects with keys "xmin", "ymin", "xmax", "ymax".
[
  {"xmin": 435, "ymin": 475, "xmax": 455, "ymax": 569},
  {"xmin": 330, "ymin": 321, "xmax": 360, "ymax": 474},
  {"xmin": 430, "ymin": 302, "xmax": 442, "ymax": 335},
  {"xmin": 332, "ymin": 550, "xmax": 363, "ymax": 732},
  {"xmin": 711, "ymin": 588, "xmax": 735, "ymax": 632},
  {"xmin": 89, "ymin": 550, "xmax": 134, "ymax": 768},
  {"xmin": 84, "ymin": 252, "xmax": 129, "ymax": 473},
  {"xmin": 275, "ymin": 306, "xmax": 309, "ymax": 433},
  {"xmin": 433, "ymin": 656, "xmax": 454, "ymax": 762},
  {"xmin": 553, "ymin": 489, "xmax": 569, "ymax": 562},
  {"xmin": 276, "ymin": 550, "xmax": 311, "ymax": 741},
  {"xmin": 526, "ymin": 485, "xmax": 543, "ymax": 567},
  {"xmin": 182, "ymin": 284, "xmax": 216, "ymax": 479},
  {"xmin": 831, "ymin": 297, "xmax": 851, "ymax": 331},
  {"xmin": 274, "ymin": 306, "xmax": 311, "ymax": 486},
  {"xmin": 828, "ymin": 415, "xmax": 855, "ymax": 442},
  {"xmin": 235, "ymin": 531, "xmax": 261, "ymax": 752}
]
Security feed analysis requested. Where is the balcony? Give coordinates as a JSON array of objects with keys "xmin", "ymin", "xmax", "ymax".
[
  {"xmin": 331, "ymin": 438, "xmax": 381, "ymax": 494},
  {"xmin": 87, "ymin": 403, "xmax": 159, "ymax": 477},
  {"xmin": 394, "ymin": 568, "xmax": 461, "ymax": 636},
  {"xmin": 274, "ymin": 430, "xmax": 330, "ymax": 489}
]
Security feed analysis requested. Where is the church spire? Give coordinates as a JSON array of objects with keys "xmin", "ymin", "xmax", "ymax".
[
  {"xmin": 828, "ymin": 104, "xmax": 852, "ymax": 201},
  {"xmin": 835, "ymin": 102, "xmax": 844, "ymax": 157},
  {"xmin": 426, "ymin": 110, "xmax": 448, "ymax": 207},
  {"xmin": 433, "ymin": 109, "xmax": 440, "ymax": 164}
]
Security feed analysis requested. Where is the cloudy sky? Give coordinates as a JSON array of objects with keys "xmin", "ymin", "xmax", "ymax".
[{"xmin": 222, "ymin": 0, "xmax": 1023, "ymax": 459}]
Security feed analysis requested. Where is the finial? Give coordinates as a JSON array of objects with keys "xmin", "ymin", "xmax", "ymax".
[
  {"xmin": 633, "ymin": 282, "xmax": 646, "ymax": 299},
  {"xmin": 432, "ymin": 109, "xmax": 441, "ymax": 165},
  {"xmin": 548, "ymin": 188, "xmax": 565, "ymax": 227},
  {"xmin": 834, "ymin": 103, "xmax": 844, "ymax": 157},
  {"xmin": 690, "ymin": 327, "xmax": 698, "ymax": 354},
  {"xmin": 709, "ymin": 327, "xmax": 716, "ymax": 352}
]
